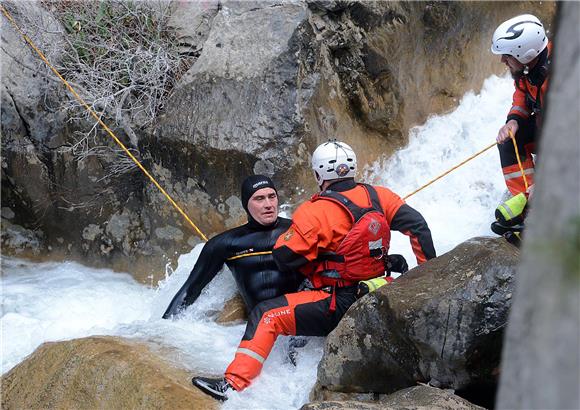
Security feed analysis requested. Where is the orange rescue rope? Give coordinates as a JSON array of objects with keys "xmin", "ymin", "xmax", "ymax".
[{"xmin": 508, "ymin": 129, "xmax": 530, "ymax": 191}]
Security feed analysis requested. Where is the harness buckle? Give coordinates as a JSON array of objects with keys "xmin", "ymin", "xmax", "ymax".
[{"xmin": 369, "ymin": 245, "xmax": 387, "ymax": 260}]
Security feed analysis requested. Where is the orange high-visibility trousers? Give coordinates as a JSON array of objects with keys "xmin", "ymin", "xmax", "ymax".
[
  {"xmin": 498, "ymin": 119, "xmax": 536, "ymax": 196},
  {"xmin": 224, "ymin": 286, "xmax": 357, "ymax": 391}
]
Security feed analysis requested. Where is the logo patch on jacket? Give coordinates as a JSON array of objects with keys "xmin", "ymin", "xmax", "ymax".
[
  {"xmin": 368, "ymin": 219, "xmax": 381, "ymax": 236},
  {"xmin": 284, "ymin": 229, "xmax": 294, "ymax": 241}
]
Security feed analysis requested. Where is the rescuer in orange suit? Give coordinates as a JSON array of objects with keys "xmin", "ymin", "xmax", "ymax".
[
  {"xmin": 489, "ymin": 14, "xmax": 552, "ymax": 244},
  {"xmin": 491, "ymin": 14, "xmax": 551, "ymax": 196},
  {"xmin": 191, "ymin": 140, "xmax": 436, "ymax": 400}
]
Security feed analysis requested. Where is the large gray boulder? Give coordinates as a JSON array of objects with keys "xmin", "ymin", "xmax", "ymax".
[
  {"xmin": 316, "ymin": 237, "xmax": 518, "ymax": 406},
  {"xmin": 1, "ymin": 0, "xmax": 67, "ymax": 252},
  {"xmin": 496, "ymin": 3, "xmax": 580, "ymax": 409}
]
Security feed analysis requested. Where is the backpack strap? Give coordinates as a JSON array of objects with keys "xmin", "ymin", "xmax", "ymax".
[
  {"xmin": 313, "ymin": 184, "xmax": 384, "ymax": 222},
  {"xmin": 359, "ymin": 184, "xmax": 383, "ymax": 214},
  {"xmin": 528, "ymin": 46, "xmax": 551, "ymax": 115}
]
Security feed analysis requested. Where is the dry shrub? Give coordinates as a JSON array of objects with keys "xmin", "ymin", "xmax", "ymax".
[{"xmin": 42, "ymin": 0, "xmax": 193, "ymax": 146}]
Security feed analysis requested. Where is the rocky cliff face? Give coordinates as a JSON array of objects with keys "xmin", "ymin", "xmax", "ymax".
[{"xmin": 1, "ymin": 1, "xmax": 556, "ymax": 279}]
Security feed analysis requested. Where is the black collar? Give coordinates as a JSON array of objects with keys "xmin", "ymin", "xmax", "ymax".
[
  {"xmin": 527, "ymin": 46, "xmax": 550, "ymax": 87},
  {"xmin": 324, "ymin": 178, "xmax": 357, "ymax": 192},
  {"xmin": 246, "ymin": 216, "xmax": 279, "ymax": 231}
]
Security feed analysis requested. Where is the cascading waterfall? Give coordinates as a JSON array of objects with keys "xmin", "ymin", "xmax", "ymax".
[{"xmin": 1, "ymin": 74, "xmax": 512, "ymax": 409}]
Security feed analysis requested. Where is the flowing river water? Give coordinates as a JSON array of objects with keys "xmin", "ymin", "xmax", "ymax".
[{"xmin": 2, "ymin": 74, "xmax": 512, "ymax": 409}]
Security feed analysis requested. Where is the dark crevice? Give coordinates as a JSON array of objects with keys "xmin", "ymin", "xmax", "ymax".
[{"xmin": 4, "ymin": 88, "xmax": 31, "ymax": 139}]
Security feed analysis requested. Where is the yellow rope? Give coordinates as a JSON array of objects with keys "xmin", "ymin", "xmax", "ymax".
[
  {"xmin": 403, "ymin": 141, "xmax": 498, "ymax": 200},
  {"xmin": 1, "ymin": 4, "xmax": 208, "ymax": 242},
  {"xmin": 226, "ymin": 251, "xmax": 273, "ymax": 261},
  {"xmin": 509, "ymin": 130, "xmax": 529, "ymax": 191}
]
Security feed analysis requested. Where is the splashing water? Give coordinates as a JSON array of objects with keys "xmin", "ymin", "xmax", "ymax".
[
  {"xmin": 366, "ymin": 74, "xmax": 512, "ymax": 268},
  {"xmin": 1, "ymin": 75, "xmax": 512, "ymax": 409}
]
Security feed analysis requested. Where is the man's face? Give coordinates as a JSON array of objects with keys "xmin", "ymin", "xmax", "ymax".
[
  {"xmin": 501, "ymin": 54, "xmax": 525, "ymax": 79},
  {"xmin": 247, "ymin": 187, "xmax": 278, "ymax": 225}
]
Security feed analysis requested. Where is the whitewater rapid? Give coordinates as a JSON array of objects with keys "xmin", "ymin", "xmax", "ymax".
[{"xmin": 1, "ymin": 74, "xmax": 512, "ymax": 409}]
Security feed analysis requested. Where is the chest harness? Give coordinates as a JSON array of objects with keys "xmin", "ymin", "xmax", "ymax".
[{"xmin": 303, "ymin": 184, "xmax": 391, "ymax": 312}]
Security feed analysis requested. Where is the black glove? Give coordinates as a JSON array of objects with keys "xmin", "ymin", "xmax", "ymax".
[{"xmin": 386, "ymin": 254, "xmax": 408, "ymax": 274}]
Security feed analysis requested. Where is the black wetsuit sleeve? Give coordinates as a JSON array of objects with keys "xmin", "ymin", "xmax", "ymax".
[
  {"xmin": 390, "ymin": 204, "xmax": 436, "ymax": 262},
  {"xmin": 162, "ymin": 236, "xmax": 227, "ymax": 319},
  {"xmin": 272, "ymin": 245, "xmax": 309, "ymax": 273}
]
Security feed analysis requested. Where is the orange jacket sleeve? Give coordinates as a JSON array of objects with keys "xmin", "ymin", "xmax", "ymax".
[{"xmin": 273, "ymin": 203, "xmax": 321, "ymax": 273}]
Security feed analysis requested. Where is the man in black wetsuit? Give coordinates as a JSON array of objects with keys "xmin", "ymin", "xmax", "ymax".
[{"xmin": 163, "ymin": 175, "xmax": 303, "ymax": 318}]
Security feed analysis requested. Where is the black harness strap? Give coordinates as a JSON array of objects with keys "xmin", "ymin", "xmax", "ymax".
[
  {"xmin": 315, "ymin": 184, "xmax": 384, "ymax": 222},
  {"xmin": 528, "ymin": 48, "xmax": 551, "ymax": 116}
]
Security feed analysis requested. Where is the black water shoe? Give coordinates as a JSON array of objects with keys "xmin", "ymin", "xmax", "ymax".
[
  {"xmin": 192, "ymin": 376, "xmax": 232, "ymax": 401},
  {"xmin": 503, "ymin": 231, "xmax": 522, "ymax": 248},
  {"xmin": 491, "ymin": 221, "xmax": 524, "ymax": 236}
]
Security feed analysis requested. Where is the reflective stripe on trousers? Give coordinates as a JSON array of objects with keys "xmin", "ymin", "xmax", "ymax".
[{"xmin": 502, "ymin": 162, "xmax": 535, "ymax": 196}]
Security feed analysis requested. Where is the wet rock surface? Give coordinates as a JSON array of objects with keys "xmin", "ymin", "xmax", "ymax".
[
  {"xmin": 316, "ymin": 237, "xmax": 519, "ymax": 408},
  {"xmin": 217, "ymin": 293, "xmax": 248, "ymax": 324},
  {"xmin": 0, "ymin": 336, "xmax": 217, "ymax": 410},
  {"xmin": 304, "ymin": 385, "xmax": 485, "ymax": 409}
]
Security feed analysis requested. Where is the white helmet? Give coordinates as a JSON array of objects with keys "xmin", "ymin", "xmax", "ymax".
[
  {"xmin": 311, "ymin": 140, "xmax": 357, "ymax": 186},
  {"xmin": 491, "ymin": 14, "xmax": 548, "ymax": 64}
]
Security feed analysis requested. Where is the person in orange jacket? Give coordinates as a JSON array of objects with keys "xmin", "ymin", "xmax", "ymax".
[
  {"xmin": 489, "ymin": 14, "xmax": 551, "ymax": 245},
  {"xmin": 192, "ymin": 140, "xmax": 436, "ymax": 400},
  {"xmin": 491, "ymin": 14, "xmax": 551, "ymax": 197}
]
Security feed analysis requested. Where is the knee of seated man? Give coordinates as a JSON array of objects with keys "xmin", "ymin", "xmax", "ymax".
[{"xmin": 252, "ymin": 296, "xmax": 288, "ymax": 318}]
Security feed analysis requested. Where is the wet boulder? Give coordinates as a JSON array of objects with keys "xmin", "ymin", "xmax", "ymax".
[
  {"xmin": 378, "ymin": 385, "xmax": 485, "ymax": 409},
  {"xmin": 316, "ymin": 237, "xmax": 518, "ymax": 405},
  {"xmin": 303, "ymin": 385, "xmax": 484, "ymax": 409},
  {"xmin": 217, "ymin": 293, "xmax": 247, "ymax": 324},
  {"xmin": 1, "ymin": 336, "xmax": 217, "ymax": 410}
]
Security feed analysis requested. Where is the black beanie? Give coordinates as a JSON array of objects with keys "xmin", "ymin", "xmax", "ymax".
[{"xmin": 241, "ymin": 175, "xmax": 277, "ymax": 213}]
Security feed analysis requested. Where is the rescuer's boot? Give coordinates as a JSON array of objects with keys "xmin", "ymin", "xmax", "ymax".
[{"xmin": 192, "ymin": 376, "xmax": 232, "ymax": 401}]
